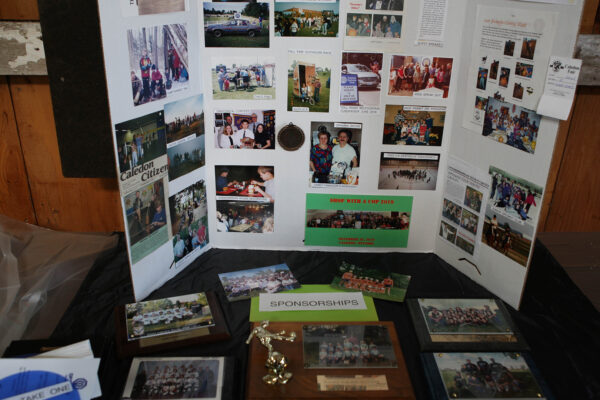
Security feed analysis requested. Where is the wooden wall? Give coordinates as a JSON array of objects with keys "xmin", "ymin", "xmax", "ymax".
[{"xmin": 0, "ymin": 0, "xmax": 598, "ymax": 233}]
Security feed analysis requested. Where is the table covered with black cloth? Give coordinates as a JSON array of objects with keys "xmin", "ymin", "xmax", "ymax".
[{"xmin": 10, "ymin": 235, "xmax": 600, "ymax": 399}]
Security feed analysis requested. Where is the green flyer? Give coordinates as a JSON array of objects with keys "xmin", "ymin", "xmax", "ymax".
[{"xmin": 305, "ymin": 194, "xmax": 413, "ymax": 247}]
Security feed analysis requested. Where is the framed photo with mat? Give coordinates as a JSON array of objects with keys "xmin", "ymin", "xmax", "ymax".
[{"xmin": 407, "ymin": 298, "xmax": 528, "ymax": 351}]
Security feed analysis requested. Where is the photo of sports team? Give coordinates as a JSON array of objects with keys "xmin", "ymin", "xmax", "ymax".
[
  {"xmin": 218, "ymin": 264, "xmax": 300, "ymax": 301},
  {"xmin": 331, "ymin": 261, "xmax": 411, "ymax": 302},
  {"xmin": 378, "ymin": 152, "xmax": 439, "ymax": 190},
  {"xmin": 382, "ymin": 105, "xmax": 445, "ymax": 146},
  {"xmin": 169, "ymin": 181, "xmax": 208, "ymax": 263}
]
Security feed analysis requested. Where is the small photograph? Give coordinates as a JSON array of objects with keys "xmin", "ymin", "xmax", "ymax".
[
  {"xmin": 274, "ymin": 1, "xmax": 339, "ymax": 37},
  {"xmin": 474, "ymin": 96, "xmax": 488, "ymax": 111},
  {"xmin": 513, "ymin": 83, "xmax": 524, "ymax": 100},
  {"xmin": 167, "ymin": 136, "xmax": 205, "ymax": 181},
  {"xmin": 340, "ymin": 52, "xmax": 382, "ymax": 107},
  {"xmin": 464, "ymin": 186, "xmax": 483, "ymax": 213},
  {"xmin": 371, "ymin": 14, "xmax": 402, "ymax": 38},
  {"xmin": 303, "ymin": 324, "xmax": 398, "ymax": 368},
  {"xmin": 476, "ymin": 67, "xmax": 488, "ymax": 90},
  {"xmin": 366, "ymin": 0, "xmax": 404, "ymax": 10},
  {"xmin": 218, "ymin": 264, "xmax": 300, "ymax": 301},
  {"xmin": 115, "ymin": 111, "xmax": 167, "ymax": 174},
  {"xmin": 169, "ymin": 181, "xmax": 208, "ymax": 262},
  {"xmin": 460, "ymin": 209, "xmax": 479, "ymax": 235},
  {"xmin": 456, "ymin": 235, "xmax": 475, "ymax": 255},
  {"xmin": 203, "ymin": 2, "xmax": 269, "ymax": 48},
  {"xmin": 288, "ymin": 50, "xmax": 332, "ymax": 112},
  {"xmin": 482, "ymin": 97, "xmax": 541, "ymax": 154},
  {"xmin": 482, "ymin": 212, "xmax": 533, "ymax": 266},
  {"xmin": 382, "ymin": 105, "xmax": 445, "ymax": 146},
  {"xmin": 346, "ymin": 13, "xmax": 372, "ymax": 37},
  {"xmin": 216, "ymin": 200, "xmax": 274, "ymax": 233},
  {"xmin": 499, "ymin": 67, "xmax": 510, "ymax": 88},
  {"xmin": 439, "ymin": 221, "xmax": 457, "ymax": 243},
  {"xmin": 433, "ymin": 352, "xmax": 543, "ymax": 399},
  {"xmin": 128, "ymin": 24, "xmax": 189, "ymax": 106},
  {"xmin": 442, "ymin": 198, "xmax": 462, "ymax": 225},
  {"xmin": 214, "ymin": 110, "xmax": 275, "ymax": 149},
  {"xmin": 124, "ymin": 179, "xmax": 168, "ymax": 264},
  {"xmin": 215, "ymin": 165, "xmax": 275, "ymax": 202},
  {"xmin": 306, "ymin": 209, "xmax": 410, "ymax": 230},
  {"xmin": 489, "ymin": 60, "xmax": 499, "ymax": 80},
  {"xmin": 388, "ymin": 55, "xmax": 453, "ymax": 98},
  {"xmin": 503, "ymin": 39, "xmax": 515, "ymax": 56},
  {"xmin": 378, "ymin": 152, "xmax": 439, "ymax": 190},
  {"xmin": 121, "ymin": 0, "xmax": 185, "ymax": 17},
  {"xmin": 122, "ymin": 357, "xmax": 223, "ymax": 399},
  {"xmin": 330, "ymin": 261, "xmax": 411, "ymax": 302},
  {"xmin": 515, "ymin": 62, "xmax": 533, "ymax": 78},
  {"xmin": 212, "ymin": 57, "xmax": 275, "ymax": 100},
  {"xmin": 309, "ymin": 122, "xmax": 362, "ymax": 185},
  {"xmin": 520, "ymin": 38, "xmax": 537, "ymax": 60},
  {"xmin": 125, "ymin": 293, "xmax": 214, "ymax": 341},
  {"xmin": 165, "ymin": 95, "xmax": 205, "ymax": 145}
]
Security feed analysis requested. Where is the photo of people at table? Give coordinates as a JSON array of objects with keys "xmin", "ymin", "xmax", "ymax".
[
  {"xmin": 309, "ymin": 122, "xmax": 361, "ymax": 186},
  {"xmin": 378, "ymin": 152, "xmax": 439, "ymax": 190},
  {"xmin": 214, "ymin": 110, "xmax": 275, "ymax": 149},
  {"xmin": 169, "ymin": 181, "xmax": 208, "ymax": 263},
  {"xmin": 215, "ymin": 166, "xmax": 274, "ymax": 202},
  {"xmin": 388, "ymin": 55, "xmax": 452, "ymax": 98},
  {"xmin": 216, "ymin": 200, "xmax": 274, "ymax": 233},
  {"xmin": 115, "ymin": 111, "xmax": 167, "ymax": 174},
  {"xmin": 382, "ymin": 105, "xmax": 445, "ymax": 146},
  {"xmin": 306, "ymin": 209, "xmax": 410, "ymax": 230},
  {"xmin": 482, "ymin": 97, "xmax": 541, "ymax": 154},
  {"xmin": 164, "ymin": 95, "xmax": 204, "ymax": 144}
]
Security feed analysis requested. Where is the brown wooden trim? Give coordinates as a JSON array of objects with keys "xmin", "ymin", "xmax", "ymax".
[{"xmin": 0, "ymin": 0, "xmax": 39, "ymax": 20}]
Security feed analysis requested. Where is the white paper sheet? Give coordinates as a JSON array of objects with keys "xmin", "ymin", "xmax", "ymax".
[
  {"xmin": 537, "ymin": 56, "xmax": 581, "ymax": 120},
  {"xmin": 259, "ymin": 292, "xmax": 367, "ymax": 312}
]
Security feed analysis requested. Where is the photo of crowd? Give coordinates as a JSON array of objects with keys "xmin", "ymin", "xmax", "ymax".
[
  {"xmin": 419, "ymin": 298, "xmax": 511, "ymax": 334},
  {"xmin": 274, "ymin": 2, "xmax": 339, "ymax": 37},
  {"xmin": 303, "ymin": 324, "xmax": 398, "ymax": 369},
  {"xmin": 216, "ymin": 200, "xmax": 274, "ymax": 233},
  {"xmin": 388, "ymin": 55, "xmax": 452, "ymax": 98},
  {"xmin": 439, "ymin": 221, "xmax": 457, "ymax": 243},
  {"xmin": 203, "ymin": 2, "xmax": 269, "ymax": 48},
  {"xmin": 167, "ymin": 136, "xmax": 204, "ymax": 181},
  {"xmin": 346, "ymin": 13, "xmax": 402, "ymax": 39},
  {"xmin": 164, "ymin": 95, "xmax": 204, "ymax": 144},
  {"xmin": 340, "ymin": 52, "xmax": 382, "ymax": 107},
  {"xmin": 464, "ymin": 185, "xmax": 483, "ymax": 213},
  {"xmin": 382, "ymin": 105, "xmax": 445, "ymax": 146},
  {"xmin": 128, "ymin": 24, "xmax": 189, "ymax": 106},
  {"xmin": 306, "ymin": 210, "xmax": 410, "ymax": 230},
  {"xmin": 288, "ymin": 51, "xmax": 331, "ymax": 113},
  {"xmin": 218, "ymin": 264, "xmax": 300, "ymax": 301},
  {"xmin": 482, "ymin": 97, "xmax": 541, "ymax": 154},
  {"xmin": 115, "ymin": 111, "xmax": 167, "ymax": 174},
  {"xmin": 212, "ymin": 57, "xmax": 275, "ymax": 100},
  {"xmin": 378, "ymin": 153, "xmax": 439, "ymax": 190},
  {"xmin": 214, "ymin": 110, "xmax": 275, "ymax": 149},
  {"xmin": 309, "ymin": 122, "xmax": 362, "ymax": 186},
  {"xmin": 482, "ymin": 212, "xmax": 533, "ymax": 266},
  {"xmin": 442, "ymin": 198, "xmax": 462, "ymax": 225},
  {"xmin": 215, "ymin": 165, "xmax": 275, "ymax": 202},
  {"xmin": 169, "ymin": 182, "xmax": 208, "ymax": 263},
  {"xmin": 434, "ymin": 352, "xmax": 543, "ymax": 399}
]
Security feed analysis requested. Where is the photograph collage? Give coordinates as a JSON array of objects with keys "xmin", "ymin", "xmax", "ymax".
[{"xmin": 345, "ymin": 0, "xmax": 405, "ymax": 51}]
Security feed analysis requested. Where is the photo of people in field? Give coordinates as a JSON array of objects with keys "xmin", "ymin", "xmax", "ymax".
[
  {"xmin": 212, "ymin": 57, "xmax": 275, "ymax": 100},
  {"xmin": 275, "ymin": 1, "xmax": 339, "ymax": 37}
]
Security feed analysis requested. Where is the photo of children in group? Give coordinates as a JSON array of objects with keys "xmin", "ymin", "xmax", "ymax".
[
  {"xmin": 123, "ymin": 358, "xmax": 222, "ymax": 399},
  {"xmin": 482, "ymin": 97, "xmax": 541, "ymax": 154},
  {"xmin": 203, "ymin": 2, "xmax": 269, "ymax": 48},
  {"xmin": 125, "ymin": 293, "xmax": 214, "ymax": 341},
  {"xmin": 128, "ymin": 24, "xmax": 189, "ymax": 106},
  {"xmin": 303, "ymin": 324, "xmax": 398, "ymax": 368},
  {"xmin": 124, "ymin": 178, "xmax": 169, "ymax": 264},
  {"xmin": 306, "ymin": 210, "xmax": 410, "ymax": 230},
  {"xmin": 115, "ymin": 111, "xmax": 167, "ymax": 174},
  {"xmin": 214, "ymin": 110, "xmax": 275, "ymax": 149},
  {"xmin": 340, "ymin": 52, "xmax": 383, "ymax": 109},
  {"xmin": 169, "ymin": 181, "xmax": 208, "ymax": 264},
  {"xmin": 288, "ymin": 50, "xmax": 331, "ymax": 112},
  {"xmin": 309, "ymin": 122, "xmax": 361, "ymax": 186},
  {"xmin": 217, "ymin": 264, "xmax": 300, "ymax": 302},
  {"xmin": 433, "ymin": 352, "xmax": 543, "ymax": 399},
  {"xmin": 212, "ymin": 57, "xmax": 275, "ymax": 100},
  {"xmin": 388, "ymin": 55, "xmax": 453, "ymax": 98},
  {"xmin": 378, "ymin": 152, "xmax": 439, "ymax": 190},
  {"xmin": 331, "ymin": 261, "xmax": 411, "ymax": 302},
  {"xmin": 382, "ymin": 105, "xmax": 445, "ymax": 146},
  {"xmin": 121, "ymin": 0, "xmax": 185, "ymax": 17},
  {"xmin": 274, "ymin": 1, "xmax": 339, "ymax": 37}
]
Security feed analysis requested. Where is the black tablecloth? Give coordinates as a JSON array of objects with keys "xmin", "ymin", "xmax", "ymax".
[{"xmin": 10, "ymin": 235, "xmax": 599, "ymax": 399}]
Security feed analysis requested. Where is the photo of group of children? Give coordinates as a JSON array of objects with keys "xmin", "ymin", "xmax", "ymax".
[
  {"xmin": 214, "ymin": 110, "xmax": 275, "ymax": 149},
  {"xmin": 378, "ymin": 153, "xmax": 439, "ymax": 190},
  {"xmin": 274, "ymin": 1, "xmax": 339, "ymax": 37},
  {"xmin": 218, "ymin": 264, "xmax": 300, "ymax": 302},
  {"xmin": 383, "ymin": 105, "xmax": 445, "ymax": 146},
  {"xmin": 388, "ymin": 55, "xmax": 453, "ymax": 98},
  {"xmin": 309, "ymin": 122, "xmax": 361, "ymax": 187},
  {"xmin": 128, "ymin": 24, "xmax": 189, "ymax": 106},
  {"xmin": 482, "ymin": 97, "xmax": 541, "ymax": 154},
  {"xmin": 169, "ymin": 181, "xmax": 208, "ymax": 264},
  {"xmin": 331, "ymin": 261, "xmax": 411, "ymax": 302},
  {"xmin": 288, "ymin": 50, "xmax": 331, "ymax": 112},
  {"xmin": 203, "ymin": 2, "xmax": 269, "ymax": 48},
  {"xmin": 340, "ymin": 52, "xmax": 383, "ymax": 109},
  {"xmin": 212, "ymin": 57, "xmax": 275, "ymax": 100},
  {"xmin": 215, "ymin": 165, "xmax": 275, "ymax": 233}
]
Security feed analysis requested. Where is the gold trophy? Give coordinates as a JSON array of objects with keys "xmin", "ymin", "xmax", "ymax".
[{"xmin": 246, "ymin": 320, "xmax": 296, "ymax": 385}]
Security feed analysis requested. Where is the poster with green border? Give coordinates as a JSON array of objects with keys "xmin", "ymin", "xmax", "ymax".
[{"xmin": 305, "ymin": 194, "xmax": 413, "ymax": 248}]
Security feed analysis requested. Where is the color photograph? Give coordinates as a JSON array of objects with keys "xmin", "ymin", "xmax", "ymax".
[
  {"xmin": 115, "ymin": 111, "xmax": 167, "ymax": 174},
  {"xmin": 288, "ymin": 50, "xmax": 331, "ymax": 112},
  {"xmin": 203, "ymin": 2, "xmax": 269, "ymax": 48},
  {"xmin": 165, "ymin": 95, "xmax": 204, "ymax": 145},
  {"xmin": 216, "ymin": 200, "xmax": 273, "ymax": 233},
  {"xmin": 214, "ymin": 165, "xmax": 274, "ymax": 202},
  {"xmin": 212, "ymin": 57, "xmax": 275, "ymax": 100},
  {"xmin": 218, "ymin": 264, "xmax": 300, "ymax": 301},
  {"xmin": 442, "ymin": 198, "xmax": 462, "ymax": 225},
  {"xmin": 214, "ymin": 110, "xmax": 275, "ymax": 149},
  {"xmin": 274, "ymin": 1, "xmax": 339, "ymax": 37},
  {"xmin": 378, "ymin": 152, "xmax": 439, "ymax": 190},
  {"xmin": 464, "ymin": 185, "xmax": 483, "ymax": 213},
  {"xmin": 439, "ymin": 221, "xmax": 457, "ymax": 243},
  {"xmin": 382, "ymin": 105, "xmax": 445, "ymax": 146},
  {"xmin": 169, "ymin": 181, "xmax": 208, "ymax": 263},
  {"xmin": 167, "ymin": 136, "xmax": 205, "ymax": 181},
  {"xmin": 340, "ymin": 52, "xmax": 382, "ymax": 107},
  {"xmin": 388, "ymin": 55, "xmax": 452, "ymax": 98}
]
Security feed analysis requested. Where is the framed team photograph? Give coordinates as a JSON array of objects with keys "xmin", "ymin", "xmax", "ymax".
[
  {"xmin": 217, "ymin": 264, "xmax": 301, "ymax": 302},
  {"xmin": 407, "ymin": 298, "xmax": 528, "ymax": 351},
  {"xmin": 421, "ymin": 352, "xmax": 552, "ymax": 399},
  {"xmin": 302, "ymin": 324, "xmax": 398, "ymax": 368},
  {"xmin": 122, "ymin": 357, "xmax": 224, "ymax": 400}
]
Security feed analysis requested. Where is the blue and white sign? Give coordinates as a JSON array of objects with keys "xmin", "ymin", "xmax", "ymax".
[{"xmin": 340, "ymin": 74, "xmax": 359, "ymax": 105}]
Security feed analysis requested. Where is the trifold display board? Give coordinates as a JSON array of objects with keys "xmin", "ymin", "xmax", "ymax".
[{"xmin": 97, "ymin": 0, "xmax": 583, "ymax": 308}]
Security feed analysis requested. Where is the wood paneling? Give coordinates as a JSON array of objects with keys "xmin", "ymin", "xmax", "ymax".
[
  {"xmin": 580, "ymin": 0, "xmax": 600, "ymax": 33},
  {"xmin": 0, "ymin": 0, "xmax": 39, "ymax": 20},
  {"xmin": 8, "ymin": 76, "xmax": 123, "ymax": 232},
  {"xmin": 0, "ymin": 77, "xmax": 36, "ymax": 224}
]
